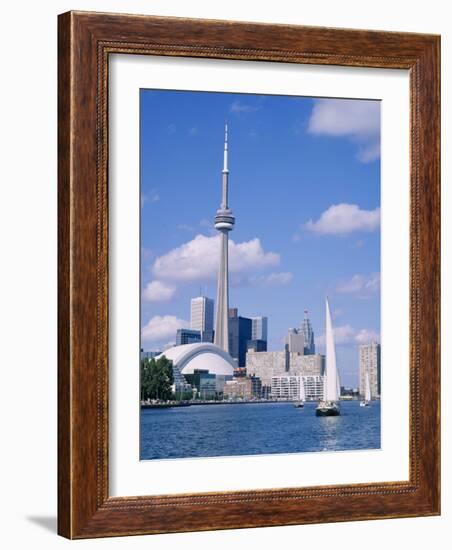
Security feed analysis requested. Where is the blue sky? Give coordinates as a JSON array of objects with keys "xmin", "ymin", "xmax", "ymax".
[{"xmin": 140, "ymin": 90, "xmax": 381, "ymax": 387}]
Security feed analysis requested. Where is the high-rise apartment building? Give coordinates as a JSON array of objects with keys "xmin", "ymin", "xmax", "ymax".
[{"xmin": 359, "ymin": 341, "xmax": 381, "ymax": 398}]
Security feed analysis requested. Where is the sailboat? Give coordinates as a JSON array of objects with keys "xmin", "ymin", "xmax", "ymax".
[
  {"xmin": 316, "ymin": 298, "xmax": 341, "ymax": 417},
  {"xmin": 294, "ymin": 376, "xmax": 306, "ymax": 408},
  {"xmin": 360, "ymin": 373, "xmax": 371, "ymax": 407}
]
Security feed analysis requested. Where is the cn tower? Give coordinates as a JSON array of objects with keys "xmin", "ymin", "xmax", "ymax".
[{"xmin": 214, "ymin": 124, "xmax": 235, "ymax": 353}]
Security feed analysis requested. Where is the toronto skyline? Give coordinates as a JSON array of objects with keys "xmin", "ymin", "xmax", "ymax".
[{"xmin": 140, "ymin": 90, "xmax": 381, "ymax": 386}]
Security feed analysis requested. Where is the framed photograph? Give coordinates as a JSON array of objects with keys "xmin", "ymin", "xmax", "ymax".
[{"xmin": 58, "ymin": 11, "xmax": 440, "ymax": 538}]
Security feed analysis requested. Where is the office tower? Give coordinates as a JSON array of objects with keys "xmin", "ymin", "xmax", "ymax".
[
  {"xmin": 286, "ymin": 328, "xmax": 305, "ymax": 353},
  {"xmin": 176, "ymin": 328, "xmax": 201, "ymax": 346},
  {"xmin": 228, "ymin": 308, "xmax": 252, "ymax": 368},
  {"xmin": 251, "ymin": 316, "xmax": 268, "ymax": 342},
  {"xmin": 359, "ymin": 341, "xmax": 381, "ymax": 398},
  {"xmin": 301, "ymin": 309, "xmax": 315, "ymax": 355},
  {"xmin": 190, "ymin": 296, "xmax": 214, "ymax": 342},
  {"xmin": 246, "ymin": 339, "xmax": 267, "ymax": 353},
  {"xmin": 214, "ymin": 124, "xmax": 235, "ymax": 352}
]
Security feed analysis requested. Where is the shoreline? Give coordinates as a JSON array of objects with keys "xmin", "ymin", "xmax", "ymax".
[{"xmin": 141, "ymin": 398, "xmax": 364, "ymax": 409}]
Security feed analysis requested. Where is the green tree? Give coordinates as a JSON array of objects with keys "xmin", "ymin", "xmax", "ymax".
[{"xmin": 140, "ymin": 356, "xmax": 174, "ymax": 402}]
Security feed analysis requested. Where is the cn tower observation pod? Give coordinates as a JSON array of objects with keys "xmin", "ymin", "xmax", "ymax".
[{"xmin": 157, "ymin": 343, "xmax": 235, "ymax": 376}]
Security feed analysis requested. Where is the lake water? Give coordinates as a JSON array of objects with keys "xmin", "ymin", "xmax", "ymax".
[{"xmin": 140, "ymin": 400, "xmax": 381, "ymax": 460}]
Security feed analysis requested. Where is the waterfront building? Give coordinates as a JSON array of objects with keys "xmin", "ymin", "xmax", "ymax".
[
  {"xmin": 176, "ymin": 328, "xmax": 201, "ymax": 346},
  {"xmin": 247, "ymin": 339, "xmax": 267, "ymax": 352},
  {"xmin": 214, "ymin": 125, "xmax": 235, "ymax": 353},
  {"xmin": 286, "ymin": 328, "xmax": 305, "ymax": 353},
  {"xmin": 301, "ymin": 310, "xmax": 316, "ymax": 355},
  {"xmin": 246, "ymin": 351, "xmax": 288, "ymax": 387},
  {"xmin": 359, "ymin": 341, "xmax": 381, "ymax": 399},
  {"xmin": 246, "ymin": 350, "xmax": 325, "ymax": 395},
  {"xmin": 271, "ymin": 376, "xmax": 300, "ymax": 399},
  {"xmin": 223, "ymin": 376, "xmax": 262, "ymax": 400},
  {"xmin": 190, "ymin": 296, "xmax": 214, "ymax": 342},
  {"xmin": 270, "ymin": 375, "xmax": 323, "ymax": 401},
  {"xmin": 160, "ymin": 342, "xmax": 235, "ymax": 377},
  {"xmin": 184, "ymin": 370, "xmax": 218, "ymax": 400},
  {"xmin": 228, "ymin": 308, "xmax": 252, "ymax": 368},
  {"xmin": 302, "ymin": 375, "xmax": 324, "ymax": 400},
  {"xmin": 251, "ymin": 316, "xmax": 268, "ymax": 342},
  {"xmin": 290, "ymin": 353, "xmax": 325, "ymax": 377},
  {"xmin": 171, "ymin": 363, "xmax": 193, "ymax": 396}
]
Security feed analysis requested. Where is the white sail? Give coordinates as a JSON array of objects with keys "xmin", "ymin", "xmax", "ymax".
[
  {"xmin": 365, "ymin": 372, "xmax": 371, "ymax": 402},
  {"xmin": 324, "ymin": 298, "xmax": 339, "ymax": 402},
  {"xmin": 299, "ymin": 377, "xmax": 306, "ymax": 402}
]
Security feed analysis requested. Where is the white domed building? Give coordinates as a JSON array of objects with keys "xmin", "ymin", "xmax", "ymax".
[
  {"xmin": 159, "ymin": 343, "xmax": 235, "ymax": 398},
  {"xmin": 161, "ymin": 343, "xmax": 235, "ymax": 376}
]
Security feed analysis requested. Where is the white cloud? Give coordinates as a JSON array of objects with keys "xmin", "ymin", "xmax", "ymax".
[
  {"xmin": 230, "ymin": 100, "xmax": 261, "ymax": 113},
  {"xmin": 354, "ymin": 329, "xmax": 380, "ymax": 344},
  {"xmin": 337, "ymin": 273, "xmax": 380, "ymax": 296},
  {"xmin": 305, "ymin": 203, "xmax": 380, "ymax": 235},
  {"xmin": 236, "ymin": 271, "xmax": 293, "ymax": 287},
  {"xmin": 331, "ymin": 324, "xmax": 356, "ymax": 345},
  {"xmin": 189, "ymin": 127, "xmax": 199, "ymax": 136},
  {"xmin": 308, "ymin": 98, "xmax": 380, "ymax": 162},
  {"xmin": 141, "ymin": 315, "xmax": 189, "ymax": 344},
  {"xmin": 142, "ymin": 280, "xmax": 176, "ymax": 302},
  {"xmin": 316, "ymin": 324, "xmax": 379, "ymax": 347},
  {"xmin": 152, "ymin": 234, "xmax": 279, "ymax": 282},
  {"xmin": 261, "ymin": 272, "xmax": 293, "ymax": 286}
]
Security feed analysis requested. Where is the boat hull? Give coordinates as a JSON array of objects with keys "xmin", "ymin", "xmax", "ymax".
[{"xmin": 316, "ymin": 402, "xmax": 340, "ymax": 416}]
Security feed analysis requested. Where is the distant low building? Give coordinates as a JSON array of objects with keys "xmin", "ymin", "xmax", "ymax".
[
  {"xmin": 271, "ymin": 375, "xmax": 324, "ymax": 401},
  {"xmin": 184, "ymin": 370, "xmax": 217, "ymax": 399},
  {"xmin": 302, "ymin": 375, "xmax": 324, "ymax": 400},
  {"xmin": 171, "ymin": 363, "xmax": 193, "ymax": 396},
  {"xmin": 271, "ymin": 376, "xmax": 300, "ymax": 400},
  {"xmin": 223, "ymin": 376, "xmax": 262, "ymax": 399}
]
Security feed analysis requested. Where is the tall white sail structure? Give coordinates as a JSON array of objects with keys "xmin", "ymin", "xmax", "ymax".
[
  {"xmin": 214, "ymin": 125, "xmax": 235, "ymax": 352},
  {"xmin": 324, "ymin": 298, "xmax": 339, "ymax": 402}
]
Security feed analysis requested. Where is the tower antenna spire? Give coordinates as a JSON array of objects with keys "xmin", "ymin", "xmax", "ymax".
[{"xmin": 222, "ymin": 123, "xmax": 229, "ymax": 207}]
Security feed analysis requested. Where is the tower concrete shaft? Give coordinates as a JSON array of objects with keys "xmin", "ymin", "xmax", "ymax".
[{"xmin": 214, "ymin": 124, "xmax": 235, "ymax": 352}]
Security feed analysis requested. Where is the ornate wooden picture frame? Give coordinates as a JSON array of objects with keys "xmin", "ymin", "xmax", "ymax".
[{"xmin": 58, "ymin": 11, "xmax": 440, "ymax": 539}]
